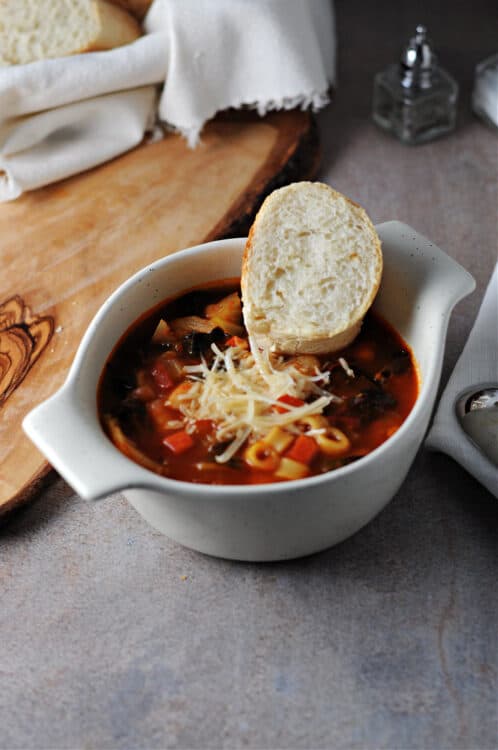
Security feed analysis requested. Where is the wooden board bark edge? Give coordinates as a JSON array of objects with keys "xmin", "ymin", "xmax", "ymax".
[{"xmin": 206, "ymin": 111, "xmax": 320, "ymax": 241}]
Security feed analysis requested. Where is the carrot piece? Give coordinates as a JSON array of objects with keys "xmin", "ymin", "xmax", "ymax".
[
  {"xmin": 163, "ymin": 430, "xmax": 195, "ymax": 454},
  {"xmin": 273, "ymin": 394, "xmax": 305, "ymax": 413},
  {"xmin": 226, "ymin": 335, "xmax": 248, "ymax": 349},
  {"xmin": 286, "ymin": 435, "xmax": 319, "ymax": 465}
]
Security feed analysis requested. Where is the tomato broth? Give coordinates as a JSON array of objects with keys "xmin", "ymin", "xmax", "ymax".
[{"xmin": 99, "ymin": 279, "xmax": 419, "ymax": 485}]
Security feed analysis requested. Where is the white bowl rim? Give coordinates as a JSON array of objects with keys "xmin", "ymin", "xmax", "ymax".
[{"xmin": 24, "ymin": 223, "xmax": 476, "ymax": 500}]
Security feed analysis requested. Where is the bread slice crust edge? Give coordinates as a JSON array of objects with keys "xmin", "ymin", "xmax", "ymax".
[{"xmin": 241, "ymin": 181, "xmax": 383, "ymax": 355}]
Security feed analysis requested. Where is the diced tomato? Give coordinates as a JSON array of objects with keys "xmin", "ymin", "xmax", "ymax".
[
  {"xmin": 163, "ymin": 430, "xmax": 195, "ymax": 454},
  {"xmin": 132, "ymin": 385, "xmax": 155, "ymax": 402},
  {"xmin": 151, "ymin": 361, "xmax": 175, "ymax": 389},
  {"xmin": 272, "ymin": 394, "xmax": 305, "ymax": 413},
  {"xmin": 226, "ymin": 335, "xmax": 248, "ymax": 349},
  {"xmin": 193, "ymin": 419, "xmax": 214, "ymax": 437},
  {"xmin": 285, "ymin": 435, "xmax": 319, "ymax": 465},
  {"xmin": 160, "ymin": 355, "xmax": 184, "ymax": 380}
]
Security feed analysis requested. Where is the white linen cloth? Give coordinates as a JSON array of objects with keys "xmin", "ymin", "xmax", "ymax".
[
  {"xmin": 145, "ymin": 0, "xmax": 336, "ymax": 146},
  {"xmin": 0, "ymin": 0, "xmax": 336, "ymax": 201},
  {"xmin": 0, "ymin": 87, "xmax": 157, "ymax": 200},
  {"xmin": 0, "ymin": 35, "xmax": 168, "ymax": 201},
  {"xmin": 425, "ymin": 263, "xmax": 498, "ymax": 498}
]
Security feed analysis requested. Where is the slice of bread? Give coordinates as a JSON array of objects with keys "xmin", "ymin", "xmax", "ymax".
[
  {"xmin": 107, "ymin": 0, "xmax": 152, "ymax": 20},
  {"xmin": 241, "ymin": 182, "xmax": 383, "ymax": 355},
  {"xmin": 0, "ymin": 0, "xmax": 141, "ymax": 66}
]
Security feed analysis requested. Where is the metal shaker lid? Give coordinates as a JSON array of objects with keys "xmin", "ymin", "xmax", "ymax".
[{"xmin": 400, "ymin": 25, "xmax": 435, "ymax": 89}]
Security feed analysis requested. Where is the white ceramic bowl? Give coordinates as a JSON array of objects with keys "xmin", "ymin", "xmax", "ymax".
[{"xmin": 23, "ymin": 222, "xmax": 475, "ymax": 561}]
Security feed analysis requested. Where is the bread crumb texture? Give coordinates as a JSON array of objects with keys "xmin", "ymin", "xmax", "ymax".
[
  {"xmin": 241, "ymin": 182, "xmax": 383, "ymax": 354},
  {"xmin": 0, "ymin": 0, "xmax": 141, "ymax": 66}
]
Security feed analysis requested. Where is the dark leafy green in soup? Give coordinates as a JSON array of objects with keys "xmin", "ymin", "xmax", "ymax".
[{"xmin": 99, "ymin": 278, "xmax": 419, "ymax": 485}]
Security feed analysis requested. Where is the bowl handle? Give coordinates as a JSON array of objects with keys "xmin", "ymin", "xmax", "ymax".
[
  {"xmin": 376, "ymin": 221, "xmax": 476, "ymax": 307},
  {"xmin": 23, "ymin": 385, "xmax": 161, "ymax": 500}
]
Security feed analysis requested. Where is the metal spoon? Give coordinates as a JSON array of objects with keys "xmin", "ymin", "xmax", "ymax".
[{"xmin": 456, "ymin": 387, "xmax": 498, "ymax": 466}]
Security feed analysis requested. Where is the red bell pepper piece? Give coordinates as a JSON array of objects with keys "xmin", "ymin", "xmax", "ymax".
[
  {"xmin": 194, "ymin": 419, "xmax": 214, "ymax": 437},
  {"xmin": 273, "ymin": 394, "xmax": 305, "ymax": 413},
  {"xmin": 163, "ymin": 430, "xmax": 195, "ymax": 454},
  {"xmin": 286, "ymin": 435, "xmax": 319, "ymax": 465}
]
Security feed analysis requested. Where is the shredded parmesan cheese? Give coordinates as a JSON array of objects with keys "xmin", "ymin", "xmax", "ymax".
[
  {"xmin": 168, "ymin": 343, "xmax": 341, "ymax": 463},
  {"xmin": 338, "ymin": 357, "xmax": 355, "ymax": 378},
  {"xmin": 214, "ymin": 427, "xmax": 252, "ymax": 464}
]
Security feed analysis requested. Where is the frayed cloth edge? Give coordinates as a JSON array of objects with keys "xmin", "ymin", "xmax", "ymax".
[{"xmin": 161, "ymin": 88, "xmax": 330, "ymax": 148}]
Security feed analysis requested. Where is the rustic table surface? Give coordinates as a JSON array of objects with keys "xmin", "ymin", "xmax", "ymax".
[{"xmin": 1, "ymin": 2, "xmax": 497, "ymax": 749}]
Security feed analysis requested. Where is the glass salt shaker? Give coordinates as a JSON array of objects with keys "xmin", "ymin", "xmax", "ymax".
[{"xmin": 372, "ymin": 25, "xmax": 458, "ymax": 145}]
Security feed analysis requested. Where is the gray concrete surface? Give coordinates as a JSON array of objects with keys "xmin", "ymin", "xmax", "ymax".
[{"xmin": 1, "ymin": 2, "xmax": 497, "ymax": 748}]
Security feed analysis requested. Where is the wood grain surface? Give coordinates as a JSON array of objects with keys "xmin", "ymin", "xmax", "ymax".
[{"xmin": 0, "ymin": 109, "xmax": 319, "ymax": 515}]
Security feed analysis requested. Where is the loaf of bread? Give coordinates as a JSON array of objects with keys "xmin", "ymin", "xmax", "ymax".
[
  {"xmin": 0, "ymin": 0, "xmax": 142, "ymax": 66},
  {"xmin": 107, "ymin": 0, "xmax": 152, "ymax": 20},
  {"xmin": 241, "ymin": 182, "xmax": 383, "ymax": 355}
]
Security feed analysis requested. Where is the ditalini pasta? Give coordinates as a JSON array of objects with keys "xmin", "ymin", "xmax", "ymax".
[{"xmin": 99, "ymin": 279, "xmax": 419, "ymax": 485}]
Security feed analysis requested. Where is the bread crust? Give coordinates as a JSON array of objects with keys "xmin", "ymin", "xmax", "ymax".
[
  {"xmin": 249, "ymin": 320, "xmax": 363, "ymax": 356},
  {"xmin": 241, "ymin": 181, "xmax": 383, "ymax": 355},
  {"xmin": 85, "ymin": 0, "xmax": 142, "ymax": 50},
  {"xmin": 106, "ymin": 0, "xmax": 152, "ymax": 20},
  {"xmin": 0, "ymin": 0, "xmax": 141, "ymax": 66}
]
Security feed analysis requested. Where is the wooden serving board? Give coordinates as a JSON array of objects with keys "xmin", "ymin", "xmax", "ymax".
[{"xmin": 0, "ymin": 109, "xmax": 319, "ymax": 515}]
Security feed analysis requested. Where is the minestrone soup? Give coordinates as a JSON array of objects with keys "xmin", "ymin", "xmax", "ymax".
[{"xmin": 99, "ymin": 279, "xmax": 419, "ymax": 485}]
